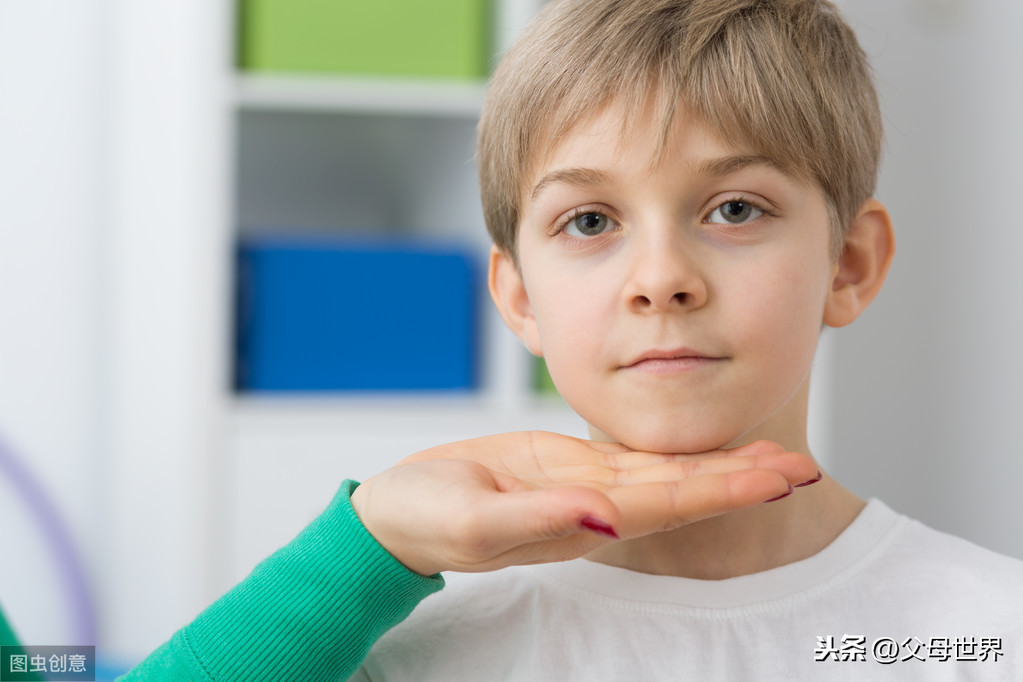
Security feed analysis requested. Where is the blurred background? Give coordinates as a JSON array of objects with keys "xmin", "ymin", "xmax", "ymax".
[{"xmin": 0, "ymin": 0, "xmax": 1020, "ymax": 673}]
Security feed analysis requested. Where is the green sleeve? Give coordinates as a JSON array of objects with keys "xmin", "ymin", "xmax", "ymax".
[
  {"xmin": 120, "ymin": 479, "xmax": 444, "ymax": 681},
  {"xmin": 0, "ymin": 604, "xmax": 43, "ymax": 682}
]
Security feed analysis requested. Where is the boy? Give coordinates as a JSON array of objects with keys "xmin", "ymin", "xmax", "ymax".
[{"xmin": 352, "ymin": 0, "xmax": 1023, "ymax": 679}]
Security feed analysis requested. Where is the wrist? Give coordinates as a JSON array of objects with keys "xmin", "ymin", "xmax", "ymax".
[{"xmin": 350, "ymin": 479, "xmax": 443, "ymax": 577}]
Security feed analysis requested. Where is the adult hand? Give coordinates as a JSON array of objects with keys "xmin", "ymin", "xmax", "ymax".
[{"xmin": 350, "ymin": 432, "xmax": 818, "ymax": 576}]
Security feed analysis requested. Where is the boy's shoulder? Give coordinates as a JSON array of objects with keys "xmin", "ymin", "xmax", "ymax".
[
  {"xmin": 880, "ymin": 502, "xmax": 1023, "ymax": 582},
  {"xmin": 859, "ymin": 500, "xmax": 1023, "ymax": 626}
]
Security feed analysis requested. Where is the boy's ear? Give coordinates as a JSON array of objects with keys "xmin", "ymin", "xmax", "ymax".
[
  {"xmin": 823, "ymin": 198, "xmax": 896, "ymax": 328},
  {"xmin": 488, "ymin": 245, "xmax": 544, "ymax": 356}
]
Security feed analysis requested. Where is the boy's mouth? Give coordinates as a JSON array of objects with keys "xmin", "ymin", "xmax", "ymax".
[{"xmin": 622, "ymin": 348, "xmax": 726, "ymax": 374}]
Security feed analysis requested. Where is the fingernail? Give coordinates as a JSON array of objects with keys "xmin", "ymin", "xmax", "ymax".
[
  {"xmin": 580, "ymin": 516, "xmax": 620, "ymax": 540},
  {"xmin": 795, "ymin": 470, "xmax": 823, "ymax": 487},
  {"xmin": 764, "ymin": 484, "xmax": 794, "ymax": 503}
]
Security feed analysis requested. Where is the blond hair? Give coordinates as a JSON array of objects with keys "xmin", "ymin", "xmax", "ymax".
[{"xmin": 477, "ymin": 0, "xmax": 882, "ymax": 260}]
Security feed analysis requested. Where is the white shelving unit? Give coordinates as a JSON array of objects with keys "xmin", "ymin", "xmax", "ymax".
[
  {"xmin": 95, "ymin": 0, "xmax": 567, "ymax": 662},
  {"xmin": 224, "ymin": 0, "xmax": 582, "ymax": 586},
  {"xmin": 236, "ymin": 74, "xmax": 488, "ymax": 116}
]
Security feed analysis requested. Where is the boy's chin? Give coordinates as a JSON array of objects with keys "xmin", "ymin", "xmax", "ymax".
[{"xmin": 586, "ymin": 423, "xmax": 739, "ymax": 455}]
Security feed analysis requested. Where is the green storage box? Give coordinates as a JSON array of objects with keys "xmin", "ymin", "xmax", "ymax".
[{"xmin": 239, "ymin": 0, "xmax": 491, "ymax": 79}]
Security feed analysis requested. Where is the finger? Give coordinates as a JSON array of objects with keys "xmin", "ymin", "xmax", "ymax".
[
  {"xmin": 527, "ymin": 447, "xmax": 816, "ymax": 492},
  {"xmin": 565, "ymin": 439, "xmax": 791, "ymax": 476},
  {"xmin": 581, "ymin": 439, "xmax": 642, "ymax": 455},
  {"xmin": 585, "ymin": 444, "xmax": 788, "ymax": 474},
  {"xmin": 408, "ymin": 431, "xmax": 634, "ymax": 467},
  {"xmin": 401, "ymin": 431, "xmax": 582, "ymax": 468},
  {"xmin": 608, "ymin": 468, "xmax": 795, "ymax": 538},
  {"xmin": 612, "ymin": 450, "xmax": 818, "ymax": 486},
  {"xmin": 648, "ymin": 439, "xmax": 787, "ymax": 462}
]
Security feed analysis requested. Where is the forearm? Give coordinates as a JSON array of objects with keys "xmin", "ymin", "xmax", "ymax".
[{"xmin": 120, "ymin": 480, "xmax": 443, "ymax": 681}]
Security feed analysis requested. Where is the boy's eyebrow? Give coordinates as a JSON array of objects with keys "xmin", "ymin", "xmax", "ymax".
[
  {"xmin": 693, "ymin": 154, "xmax": 784, "ymax": 178},
  {"xmin": 529, "ymin": 156, "xmax": 786, "ymax": 201},
  {"xmin": 530, "ymin": 168, "xmax": 616, "ymax": 200}
]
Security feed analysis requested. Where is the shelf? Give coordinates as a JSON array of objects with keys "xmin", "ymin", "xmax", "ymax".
[
  {"xmin": 235, "ymin": 73, "xmax": 488, "ymax": 117},
  {"xmin": 229, "ymin": 395, "xmax": 583, "ymax": 464},
  {"xmin": 231, "ymin": 393, "xmax": 578, "ymax": 438}
]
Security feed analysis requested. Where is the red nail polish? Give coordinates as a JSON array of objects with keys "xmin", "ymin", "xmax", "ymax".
[
  {"xmin": 795, "ymin": 470, "xmax": 823, "ymax": 487},
  {"xmin": 580, "ymin": 516, "xmax": 620, "ymax": 539},
  {"xmin": 764, "ymin": 484, "xmax": 794, "ymax": 503}
]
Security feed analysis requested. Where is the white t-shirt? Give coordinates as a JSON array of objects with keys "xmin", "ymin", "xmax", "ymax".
[{"xmin": 355, "ymin": 499, "xmax": 1023, "ymax": 681}]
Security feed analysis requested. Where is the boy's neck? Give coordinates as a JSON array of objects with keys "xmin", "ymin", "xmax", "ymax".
[{"xmin": 586, "ymin": 472, "xmax": 864, "ymax": 580}]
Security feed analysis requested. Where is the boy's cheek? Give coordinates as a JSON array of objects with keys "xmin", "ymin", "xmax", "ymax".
[
  {"xmin": 529, "ymin": 273, "xmax": 618, "ymax": 333},
  {"xmin": 541, "ymin": 330, "xmax": 608, "ymax": 385}
]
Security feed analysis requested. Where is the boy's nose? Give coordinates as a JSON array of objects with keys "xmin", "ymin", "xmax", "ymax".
[{"xmin": 622, "ymin": 237, "xmax": 708, "ymax": 314}]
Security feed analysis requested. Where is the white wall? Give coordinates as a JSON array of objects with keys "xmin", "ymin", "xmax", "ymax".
[
  {"xmin": 0, "ymin": 0, "xmax": 107, "ymax": 649},
  {"xmin": 0, "ymin": 0, "xmax": 233, "ymax": 666},
  {"xmin": 831, "ymin": 0, "xmax": 1023, "ymax": 559}
]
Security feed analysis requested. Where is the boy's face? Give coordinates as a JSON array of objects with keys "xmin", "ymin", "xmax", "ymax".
[{"xmin": 496, "ymin": 102, "xmax": 841, "ymax": 454}]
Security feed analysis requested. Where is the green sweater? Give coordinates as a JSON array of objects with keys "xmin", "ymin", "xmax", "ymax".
[
  {"xmin": 0, "ymin": 608, "xmax": 42, "ymax": 682},
  {"xmin": 1, "ymin": 480, "xmax": 443, "ymax": 681}
]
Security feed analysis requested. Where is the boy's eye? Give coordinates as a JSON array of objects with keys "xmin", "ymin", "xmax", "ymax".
[
  {"xmin": 565, "ymin": 212, "xmax": 614, "ymax": 237},
  {"xmin": 707, "ymin": 200, "xmax": 763, "ymax": 225}
]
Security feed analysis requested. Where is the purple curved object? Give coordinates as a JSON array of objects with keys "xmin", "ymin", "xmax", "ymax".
[{"xmin": 0, "ymin": 432, "xmax": 97, "ymax": 646}]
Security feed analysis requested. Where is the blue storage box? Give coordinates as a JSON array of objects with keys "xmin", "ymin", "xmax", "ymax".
[{"xmin": 236, "ymin": 235, "xmax": 480, "ymax": 392}]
